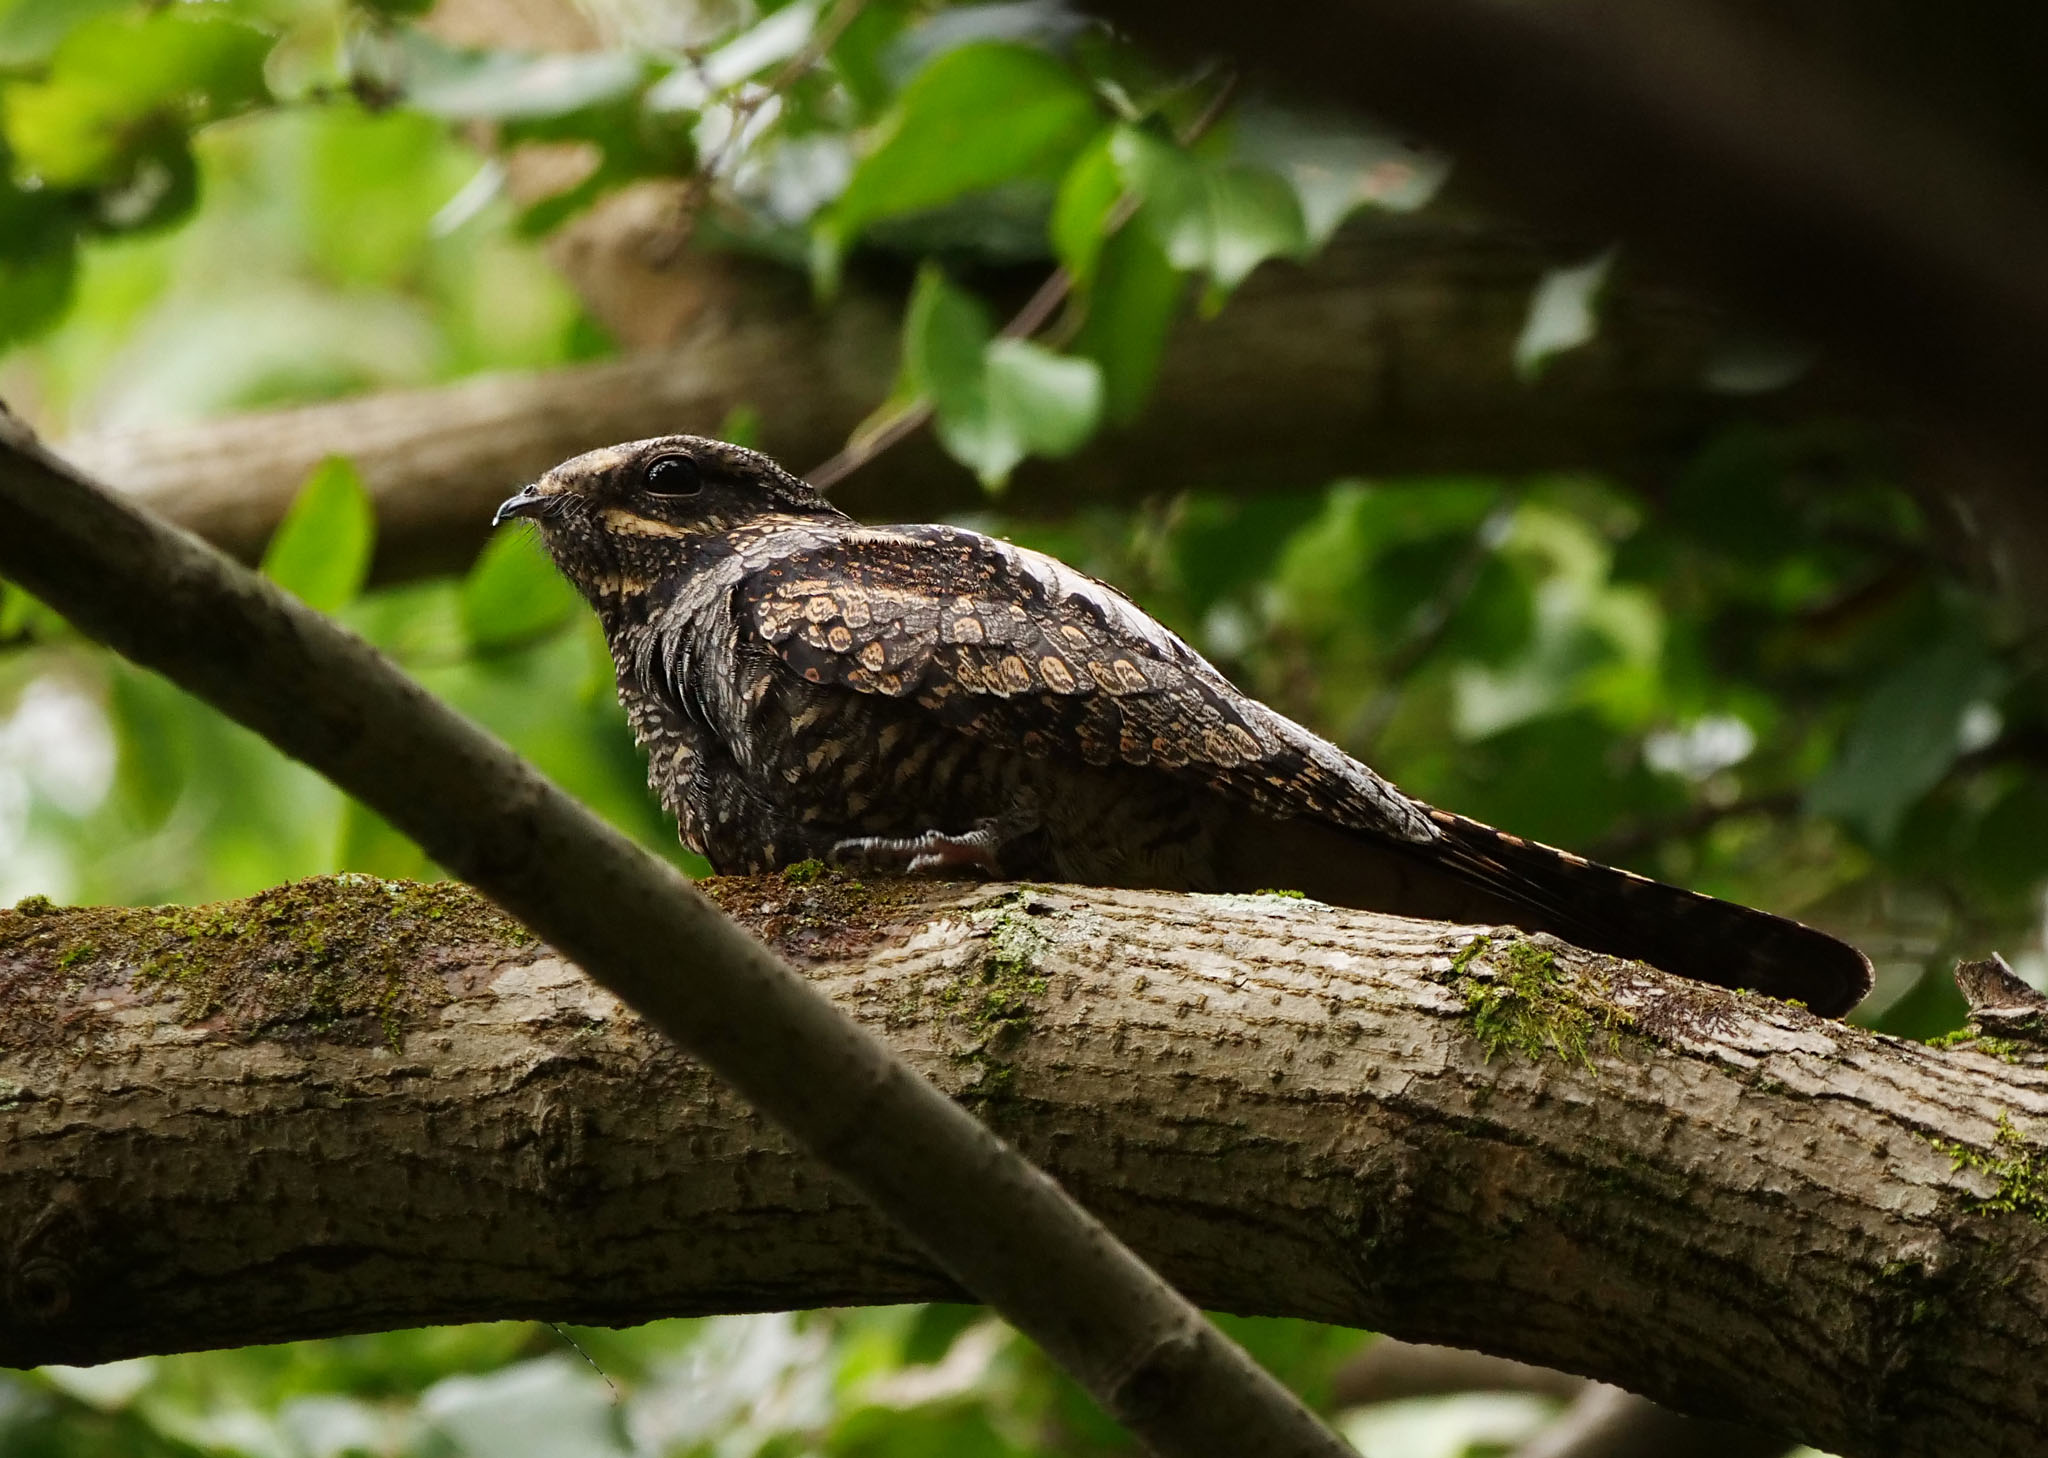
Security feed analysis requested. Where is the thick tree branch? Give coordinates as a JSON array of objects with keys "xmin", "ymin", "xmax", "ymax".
[
  {"xmin": 0, "ymin": 425, "xmax": 1350, "ymax": 1456},
  {"xmin": 59, "ymin": 213, "xmax": 1840, "ymax": 581},
  {"xmin": 2, "ymin": 874, "xmax": 2042, "ymax": 1458}
]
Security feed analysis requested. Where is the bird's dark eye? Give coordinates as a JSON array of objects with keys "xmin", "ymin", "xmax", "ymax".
[{"xmin": 643, "ymin": 454, "xmax": 702, "ymax": 498}]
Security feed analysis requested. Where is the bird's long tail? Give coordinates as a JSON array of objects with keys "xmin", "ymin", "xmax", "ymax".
[{"xmin": 1222, "ymin": 807, "xmax": 1872, "ymax": 1016}]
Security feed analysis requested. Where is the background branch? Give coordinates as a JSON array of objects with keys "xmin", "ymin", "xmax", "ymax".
[
  {"xmin": 59, "ymin": 210, "xmax": 1849, "ymax": 583},
  {"xmin": 2, "ymin": 874, "xmax": 2041, "ymax": 1458}
]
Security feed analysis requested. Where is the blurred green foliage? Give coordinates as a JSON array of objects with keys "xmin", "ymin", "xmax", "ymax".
[
  {"xmin": 0, "ymin": 0, "xmax": 2023, "ymax": 1453},
  {"xmin": 0, "ymin": 1310, "xmax": 1394, "ymax": 1458}
]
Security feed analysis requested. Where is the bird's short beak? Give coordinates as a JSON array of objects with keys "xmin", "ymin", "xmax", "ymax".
[{"xmin": 493, "ymin": 483, "xmax": 548, "ymax": 526}]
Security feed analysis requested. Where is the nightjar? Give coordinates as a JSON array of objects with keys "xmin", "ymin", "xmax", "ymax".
[{"xmin": 496, "ymin": 435, "xmax": 1871, "ymax": 1016}]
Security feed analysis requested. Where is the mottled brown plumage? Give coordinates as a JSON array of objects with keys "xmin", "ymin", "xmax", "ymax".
[{"xmin": 496, "ymin": 435, "xmax": 1872, "ymax": 1016}]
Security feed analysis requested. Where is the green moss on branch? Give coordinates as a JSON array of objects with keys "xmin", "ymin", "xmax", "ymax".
[
  {"xmin": 1448, "ymin": 933, "xmax": 1632, "ymax": 1070},
  {"xmin": 1931, "ymin": 1113, "xmax": 2048, "ymax": 1224},
  {"xmin": 1, "ymin": 877, "xmax": 532, "ymax": 1051}
]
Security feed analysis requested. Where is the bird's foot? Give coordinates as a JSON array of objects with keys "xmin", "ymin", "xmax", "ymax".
[{"xmin": 830, "ymin": 825, "xmax": 1004, "ymax": 877}]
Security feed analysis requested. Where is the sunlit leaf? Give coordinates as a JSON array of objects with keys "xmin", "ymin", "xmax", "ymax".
[
  {"xmin": 1112, "ymin": 126, "xmax": 1306, "ymax": 302},
  {"xmin": 397, "ymin": 31, "xmax": 645, "ymax": 121},
  {"xmin": 460, "ymin": 528, "xmax": 581, "ymax": 652},
  {"xmin": 645, "ymin": 0, "xmax": 819, "ymax": 111},
  {"xmin": 1233, "ymin": 100, "xmax": 1451, "ymax": 243},
  {"xmin": 0, "ymin": 0, "xmax": 127, "ymax": 67},
  {"xmin": 0, "ymin": 583, "xmax": 66, "ymax": 640},
  {"xmin": 261, "ymin": 457, "xmax": 376, "ymax": 615},
  {"xmin": 824, "ymin": 43, "xmax": 1101, "ymax": 257},
  {"xmin": 986, "ymin": 337, "xmax": 1102, "ymax": 457},
  {"xmin": 420, "ymin": 1358, "xmax": 632, "ymax": 1458},
  {"xmin": 3, "ymin": 8, "xmax": 273, "ymax": 186},
  {"xmin": 903, "ymin": 266, "xmax": 1102, "ymax": 488},
  {"xmin": 1514, "ymin": 249, "xmax": 1617, "ymax": 381}
]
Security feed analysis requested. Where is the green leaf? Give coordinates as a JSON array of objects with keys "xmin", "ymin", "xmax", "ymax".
[
  {"xmin": 825, "ymin": 43, "xmax": 1101, "ymax": 250},
  {"xmin": 902, "ymin": 259, "xmax": 990, "ymax": 400},
  {"xmin": 644, "ymin": 0, "xmax": 821, "ymax": 111},
  {"xmin": 902, "ymin": 265, "xmax": 1103, "ymax": 489},
  {"xmin": 1112, "ymin": 126, "xmax": 1306, "ymax": 301},
  {"xmin": 0, "ymin": 0, "xmax": 127, "ymax": 68},
  {"xmin": 1071, "ymin": 220, "xmax": 1182, "ymax": 422},
  {"xmin": 460, "ymin": 527, "xmax": 581, "ymax": 652},
  {"xmin": 1232, "ymin": 101, "xmax": 1452, "ymax": 244},
  {"xmin": 716, "ymin": 402, "xmax": 764, "ymax": 449},
  {"xmin": 1807, "ymin": 629, "xmax": 2002, "ymax": 846},
  {"xmin": 1049, "ymin": 129, "xmax": 1122, "ymax": 282},
  {"xmin": 0, "ymin": 581, "xmax": 66, "ymax": 640},
  {"xmin": 985, "ymin": 338, "xmax": 1102, "ymax": 457},
  {"xmin": 261, "ymin": 457, "xmax": 376, "ymax": 614},
  {"xmin": 337, "ymin": 801, "xmax": 432, "ymax": 880},
  {"xmin": 0, "ymin": 227, "xmax": 75, "ymax": 347},
  {"xmin": 828, "ymin": 0, "xmax": 914, "ymax": 118},
  {"xmin": 3, "ymin": 8, "xmax": 273, "ymax": 186}
]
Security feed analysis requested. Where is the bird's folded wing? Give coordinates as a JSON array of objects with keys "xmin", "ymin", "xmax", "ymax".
[{"xmin": 739, "ymin": 525, "xmax": 1437, "ymax": 843}]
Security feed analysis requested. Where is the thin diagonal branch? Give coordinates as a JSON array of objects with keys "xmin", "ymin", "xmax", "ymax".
[{"xmin": 0, "ymin": 413, "xmax": 1352, "ymax": 1458}]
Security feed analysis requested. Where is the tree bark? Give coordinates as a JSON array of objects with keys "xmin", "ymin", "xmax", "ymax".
[
  {"xmin": 4, "ymin": 874, "xmax": 2044, "ymax": 1458},
  {"xmin": 56, "ymin": 208, "xmax": 1841, "ymax": 583}
]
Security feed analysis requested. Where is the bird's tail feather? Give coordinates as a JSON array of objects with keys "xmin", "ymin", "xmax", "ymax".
[
  {"xmin": 1421, "ymin": 810, "xmax": 1871, "ymax": 1016},
  {"xmin": 1220, "ymin": 807, "xmax": 1871, "ymax": 1017}
]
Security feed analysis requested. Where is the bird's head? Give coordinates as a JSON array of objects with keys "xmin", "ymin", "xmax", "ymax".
[{"xmin": 493, "ymin": 435, "xmax": 845, "ymax": 610}]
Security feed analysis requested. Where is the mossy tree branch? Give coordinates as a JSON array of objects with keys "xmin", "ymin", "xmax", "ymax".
[
  {"xmin": 3, "ymin": 874, "xmax": 2043, "ymax": 1458},
  {"xmin": 0, "ymin": 427, "xmax": 1352, "ymax": 1458}
]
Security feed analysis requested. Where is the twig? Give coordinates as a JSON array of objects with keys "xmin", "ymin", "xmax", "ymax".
[
  {"xmin": 806, "ymin": 71, "xmax": 1239, "ymax": 492},
  {"xmin": 0, "ymin": 430, "xmax": 1355, "ymax": 1457}
]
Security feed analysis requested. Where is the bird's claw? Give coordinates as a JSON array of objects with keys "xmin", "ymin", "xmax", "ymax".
[{"xmin": 830, "ymin": 827, "xmax": 1004, "ymax": 876}]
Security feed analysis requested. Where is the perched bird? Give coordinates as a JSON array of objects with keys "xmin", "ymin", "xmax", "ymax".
[{"xmin": 496, "ymin": 435, "xmax": 1872, "ymax": 1016}]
